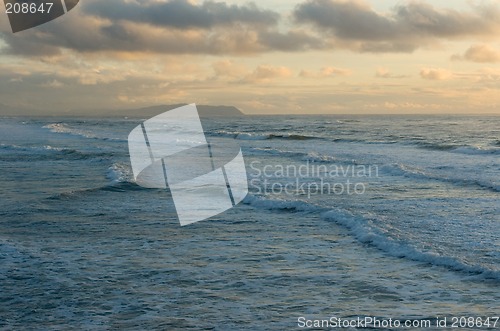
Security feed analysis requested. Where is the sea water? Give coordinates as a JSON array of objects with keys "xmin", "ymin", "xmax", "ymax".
[{"xmin": 0, "ymin": 115, "xmax": 498, "ymax": 329}]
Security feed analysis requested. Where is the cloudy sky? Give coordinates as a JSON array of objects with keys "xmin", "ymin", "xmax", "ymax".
[{"xmin": 1, "ymin": 0, "xmax": 500, "ymax": 115}]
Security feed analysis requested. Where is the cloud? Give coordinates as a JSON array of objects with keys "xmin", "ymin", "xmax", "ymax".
[
  {"xmin": 241, "ymin": 65, "xmax": 293, "ymax": 83},
  {"xmin": 293, "ymin": 0, "xmax": 500, "ymax": 52},
  {"xmin": 257, "ymin": 30, "xmax": 326, "ymax": 51},
  {"xmin": 420, "ymin": 68, "xmax": 453, "ymax": 80},
  {"xmin": 0, "ymin": 0, "xmax": 326, "ymax": 57},
  {"xmin": 211, "ymin": 61, "xmax": 294, "ymax": 83},
  {"xmin": 299, "ymin": 66, "xmax": 350, "ymax": 78},
  {"xmin": 42, "ymin": 79, "xmax": 64, "ymax": 88},
  {"xmin": 0, "ymin": 15, "xmax": 269, "ymax": 56},
  {"xmin": 83, "ymin": 0, "xmax": 279, "ymax": 29},
  {"xmin": 375, "ymin": 67, "xmax": 407, "ymax": 79},
  {"xmin": 0, "ymin": 0, "xmax": 287, "ymax": 56},
  {"xmin": 452, "ymin": 44, "xmax": 500, "ymax": 63},
  {"xmin": 212, "ymin": 60, "xmax": 249, "ymax": 79},
  {"xmin": 3, "ymin": 0, "xmax": 500, "ymax": 57}
]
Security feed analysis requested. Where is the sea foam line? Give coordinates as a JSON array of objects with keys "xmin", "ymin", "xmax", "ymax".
[
  {"xmin": 43, "ymin": 123, "xmax": 124, "ymax": 142},
  {"xmin": 382, "ymin": 163, "xmax": 499, "ymax": 192},
  {"xmin": 243, "ymin": 194, "xmax": 500, "ymax": 281}
]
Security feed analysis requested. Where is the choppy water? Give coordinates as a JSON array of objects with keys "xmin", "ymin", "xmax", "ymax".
[{"xmin": 0, "ymin": 114, "xmax": 498, "ymax": 330}]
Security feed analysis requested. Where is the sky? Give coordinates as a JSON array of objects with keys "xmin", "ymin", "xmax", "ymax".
[{"xmin": 1, "ymin": 0, "xmax": 500, "ymax": 115}]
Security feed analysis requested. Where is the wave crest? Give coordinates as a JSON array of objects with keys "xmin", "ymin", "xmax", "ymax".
[
  {"xmin": 243, "ymin": 194, "xmax": 499, "ymax": 281},
  {"xmin": 383, "ymin": 163, "xmax": 499, "ymax": 192},
  {"xmin": 43, "ymin": 123, "xmax": 124, "ymax": 141},
  {"xmin": 212, "ymin": 130, "xmax": 318, "ymax": 141}
]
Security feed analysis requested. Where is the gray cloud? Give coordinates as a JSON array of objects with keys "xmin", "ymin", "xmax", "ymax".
[
  {"xmin": 258, "ymin": 30, "xmax": 326, "ymax": 51},
  {"xmin": 295, "ymin": 0, "xmax": 397, "ymax": 41},
  {"xmin": 2, "ymin": 0, "xmax": 500, "ymax": 57},
  {"xmin": 294, "ymin": 0, "xmax": 500, "ymax": 52},
  {"xmin": 0, "ymin": 17, "xmax": 274, "ymax": 56},
  {"xmin": 83, "ymin": 0, "xmax": 279, "ymax": 29},
  {"xmin": 0, "ymin": 0, "xmax": 322, "ymax": 56}
]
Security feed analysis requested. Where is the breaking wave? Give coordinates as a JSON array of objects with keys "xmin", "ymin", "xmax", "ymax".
[
  {"xmin": 212, "ymin": 130, "xmax": 318, "ymax": 141},
  {"xmin": 383, "ymin": 163, "xmax": 499, "ymax": 192},
  {"xmin": 243, "ymin": 194, "xmax": 499, "ymax": 281}
]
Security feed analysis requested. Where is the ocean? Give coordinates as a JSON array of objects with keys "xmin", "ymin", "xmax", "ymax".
[{"xmin": 0, "ymin": 114, "xmax": 498, "ymax": 330}]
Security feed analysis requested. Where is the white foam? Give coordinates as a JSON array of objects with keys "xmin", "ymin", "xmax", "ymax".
[
  {"xmin": 106, "ymin": 163, "xmax": 132, "ymax": 184},
  {"xmin": 243, "ymin": 194, "xmax": 323, "ymax": 213},
  {"xmin": 43, "ymin": 123, "xmax": 95, "ymax": 139},
  {"xmin": 382, "ymin": 163, "xmax": 427, "ymax": 178},
  {"xmin": 236, "ymin": 133, "xmax": 270, "ymax": 140},
  {"xmin": 247, "ymin": 147, "xmax": 302, "ymax": 158},
  {"xmin": 42, "ymin": 145, "xmax": 64, "ymax": 151},
  {"xmin": 321, "ymin": 210, "xmax": 499, "ymax": 280},
  {"xmin": 452, "ymin": 146, "xmax": 500, "ymax": 155},
  {"xmin": 243, "ymin": 194, "xmax": 500, "ymax": 281},
  {"xmin": 302, "ymin": 151, "xmax": 337, "ymax": 163},
  {"xmin": 42, "ymin": 123, "xmax": 123, "ymax": 141},
  {"xmin": 0, "ymin": 143, "xmax": 67, "ymax": 153},
  {"xmin": 383, "ymin": 163, "xmax": 499, "ymax": 192}
]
